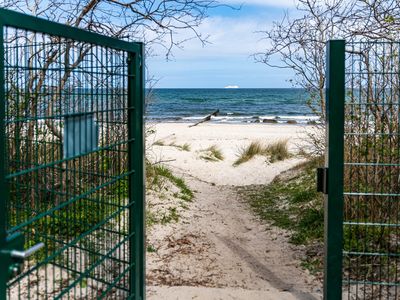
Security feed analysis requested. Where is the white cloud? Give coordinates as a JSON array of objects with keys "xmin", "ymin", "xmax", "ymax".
[
  {"xmin": 149, "ymin": 16, "xmax": 271, "ymax": 60},
  {"xmin": 220, "ymin": 0, "xmax": 296, "ymax": 8},
  {"xmin": 145, "ymin": 10, "xmax": 293, "ymax": 87}
]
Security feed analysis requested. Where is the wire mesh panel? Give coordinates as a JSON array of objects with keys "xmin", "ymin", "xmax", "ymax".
[
  {"xmin": 343, "ymin": 41, "xmax": 400, "ymax": 299},
  {"xmin": 0, "ymin": 9, "xmax": 144, "ymax": 300}
]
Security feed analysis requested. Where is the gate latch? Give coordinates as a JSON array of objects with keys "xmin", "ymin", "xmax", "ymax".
[
  {"xmin": 317, "ymin": 167, "xmax": 328, "ymax": 194},
  {"xmin": 0, "ymin": 232, "xmax": 44, "ymax": 280}
]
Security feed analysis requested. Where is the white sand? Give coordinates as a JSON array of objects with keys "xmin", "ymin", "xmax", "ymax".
[
  {"xmin": 146, "ymin": 122, "xmax": 322, "ymax": 300},
  {"xmin": 147, "ymin": 286, "xmax": 299, "ymax": 299},
  {"xmin": 148, "ymin": 122, "xmax": 308, "ymax": 186}
]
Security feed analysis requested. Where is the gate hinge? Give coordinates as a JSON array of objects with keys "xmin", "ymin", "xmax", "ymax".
[{"xmin": 317, "ymin": 167, "xmax": 328, "ymax": 194}]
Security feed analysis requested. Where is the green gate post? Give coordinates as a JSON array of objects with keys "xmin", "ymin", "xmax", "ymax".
[
  {"xmin": 128, "ymin": 44, "xmax": 146, "ymax": 300},
  {"xmin": 324, "ymin": 40, "xmax": 345, "ymax": 300}
]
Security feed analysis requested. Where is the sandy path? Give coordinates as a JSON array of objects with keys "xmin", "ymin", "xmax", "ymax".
[
  {"xmin": 147, "ymin": 123, "xmax": 322, "ymax": 299},
  {"xmin": 147, "ymin": 172, "xmax": 322, "ymax": 300}
]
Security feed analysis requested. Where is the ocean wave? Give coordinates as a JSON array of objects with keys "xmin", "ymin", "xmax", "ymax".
[
  {"xmin": 180, "ymin": 97, "xmax": 207, "ymax": 102},
  {"xmin": 148, "ymin": 89, "xmax": 313, "ymax": 123},
  {"xmin": 259, "ymin": 115, "xmax": 320, "ymax": 121},
  {"xmin": 147, "ymin": 114, "xmax": 320, "ymax": 124}
]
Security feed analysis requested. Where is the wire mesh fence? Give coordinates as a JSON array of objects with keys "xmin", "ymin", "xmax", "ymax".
[
  {"xmin": 1, "ymin": 10, "xmax": 144, "ymax": 300},
  {"xmin": 343, "ymin": 41, "xmax": 400, "ymax": 299}
]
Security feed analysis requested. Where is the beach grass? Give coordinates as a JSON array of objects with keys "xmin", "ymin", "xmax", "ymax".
[
  {"xmin": 149, "ymin": 164, "xmax": 193, "ymax": 201},
  {"xmin": 153, "ymin": 139, "xmax": 165, "ymax": 146},
  {"xmin": 153, "ymin": 139, "xmax": 191, "ymax": 151},
  {"xmin": 266, "ymin": 139, "xmax": 290, "ymax": 162},
  {"xmin": 234, "ymin": 141, "xmax": 266, "ymax": 166},
  {"xmin": 234, "ymin": 140, "xmax": 290, "ymax": 166},
  {"xmin": 146, "ymin": 163, "xmax": 194, "ymax": 228},
  {"xmin": 177, "ymin": 143, "xmax": 191, "ymax": 151},
  {"xmin": 200, "ymin": 145, "xmax": 224, "ymax": 161}
]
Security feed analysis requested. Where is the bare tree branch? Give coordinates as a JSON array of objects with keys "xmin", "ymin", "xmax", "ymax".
[{"xmin": 256, "ymin": 0, "xmax": 400, "ymax": 155}]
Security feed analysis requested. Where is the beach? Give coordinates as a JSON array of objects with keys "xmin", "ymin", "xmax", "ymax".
[
  {"xmin": 147, "ymin": 122, "xmax": 308, "ymax": 186},
  {"xmin": 146, "ymin": 122, "xmax": 323, "ymax": 299}
]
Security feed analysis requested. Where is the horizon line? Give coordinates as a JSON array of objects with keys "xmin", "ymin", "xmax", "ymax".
[{"xmin": 150, "ymin": 87, "xmax": 303, "ymax": 89}]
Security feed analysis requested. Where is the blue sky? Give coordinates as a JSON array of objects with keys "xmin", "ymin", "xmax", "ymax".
[{"xmin": 147, "ymin": 0, "xmax": 297, "ymax": 88}]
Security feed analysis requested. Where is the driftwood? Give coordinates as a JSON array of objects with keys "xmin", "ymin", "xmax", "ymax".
[{"xmin": 189, "ymin": 109, "xmax": 219, "ymax": 127}]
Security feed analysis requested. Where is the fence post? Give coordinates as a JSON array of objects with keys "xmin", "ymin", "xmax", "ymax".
[
  {"xmin": 128, "ymin": 44, "xmax": 145, "ymax": 300},
  {"xmin": 324, "ymin": 39, "xmax": 345, "ymax": 300}
]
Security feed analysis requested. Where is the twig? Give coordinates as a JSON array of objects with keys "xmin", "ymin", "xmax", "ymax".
[{"xmin": 153, "ymin": 159, "xmax": 177, "ymax": 164}]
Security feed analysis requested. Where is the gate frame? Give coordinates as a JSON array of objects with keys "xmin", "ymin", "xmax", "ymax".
[
  {"xmin": 0, "ymin": 8, "xmax": 145, "ymax": 300},
  {"xmin": 324, "ymin": 39, "xmax": 345, "ymax": 300}
]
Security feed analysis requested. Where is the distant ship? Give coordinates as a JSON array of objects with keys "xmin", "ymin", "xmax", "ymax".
[{"xmin": 224, "ymin": 85, "xmax": 239, "ymax": 89}]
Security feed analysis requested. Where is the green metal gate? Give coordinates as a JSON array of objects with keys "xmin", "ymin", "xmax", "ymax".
[
  {"xmin": 324, "ymin": 40, "xmax": 400, "ymax": 299},
  {"xmin": 0, "ymin": 9, "xmax": 145, "ymax": 299}
]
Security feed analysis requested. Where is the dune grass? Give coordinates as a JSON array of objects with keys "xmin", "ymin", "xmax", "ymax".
[
  {"xmin": 266, "ymin": 139, "xmax": 290, "ymax": 162},
  {"xmin": 200, "ymin": 145, "xmax": 224, "ymax": 162},
  {"xmin": 147, "ymin": 164, "xmax": 193, "ymax": 201},
  {"xmin": 145, "ymin": 163, "xmax": 194, "ymax": 230},
  {"xmin": 234, "ymin": 140, "xmax": 290, "ymax": 166},
  {"xmin": 153, "ymin": 139, "xmax": 165, "ymax": 146},
  {"xmin": 168, "ymin": 141, "xmax": 191, "ymax": 151},
  {"xmin": 176, "ymin": 143, "xmax": 191, "ymax": 151},
  {"xmin": 234, "ymin": 141, "xmax": 266, "ymax": 166},
  {"xmin": 153, "ymin": 140, "xmax": 191, "ymax": 151}
]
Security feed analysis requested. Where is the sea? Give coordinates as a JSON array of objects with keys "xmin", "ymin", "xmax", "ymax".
[{"xmin": 146, "ymin": 88, "xmax": 318, "ymax": 124}]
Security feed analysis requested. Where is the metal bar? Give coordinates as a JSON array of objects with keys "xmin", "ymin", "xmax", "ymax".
[
  {"xmin": 98, "ymin": 264, "xmax": 133, "ymax": 299},
  {"xmin": 127, "ymin": 51, "xmax": 136, "ymax": 300},
  {"xmin": 344, "ymin": 251, "xmax": 400, "ymax": 258},
  {"xmin": 6, "ymin": 138, "xmax": 134, "ymax": 179},
  {"xmin": 345, "ymin": 280, "xmax": 400, "ymax": 287},
  {"xmin": 0, "ymin": 8, "xmax": 140, "ymax": 53},
  {"xmin": 10, "ymin": 242, "xmax": 44, "ymax": 259},
  {"xmin": 324, "ymin": 40, "xmax": 345, "ymax": 300},
  {"xmin": 344, "ymin": 192, "xmax": 400, "ymax": 197},
  {"xmin": 6, "ymin": 107, "xmax": 133, "ymax": 124},
  {"xmin": 8, "ymin": 204, "xmax": 131, "ymax": 285},
  {"xmin": 128, "ymin": 43, "xmax": 145, "ymax": 300},
  {"xmin": 9, "ymin": 170, "xmax": 133, "ymax": 232},
  {"xmin": 343, "ymin": 222, "xmax": 400, "ymax": 227},
  {"xmin": 50, "ymin": 262, "xmax": 129, "ymax": 292},
  {"xmin": 344, "ymin": 162, "xmax": 400, "ymax": 167},
  {"xmin": 55, "ymin": 232, "xmax": 134, "ymax": 299}
]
